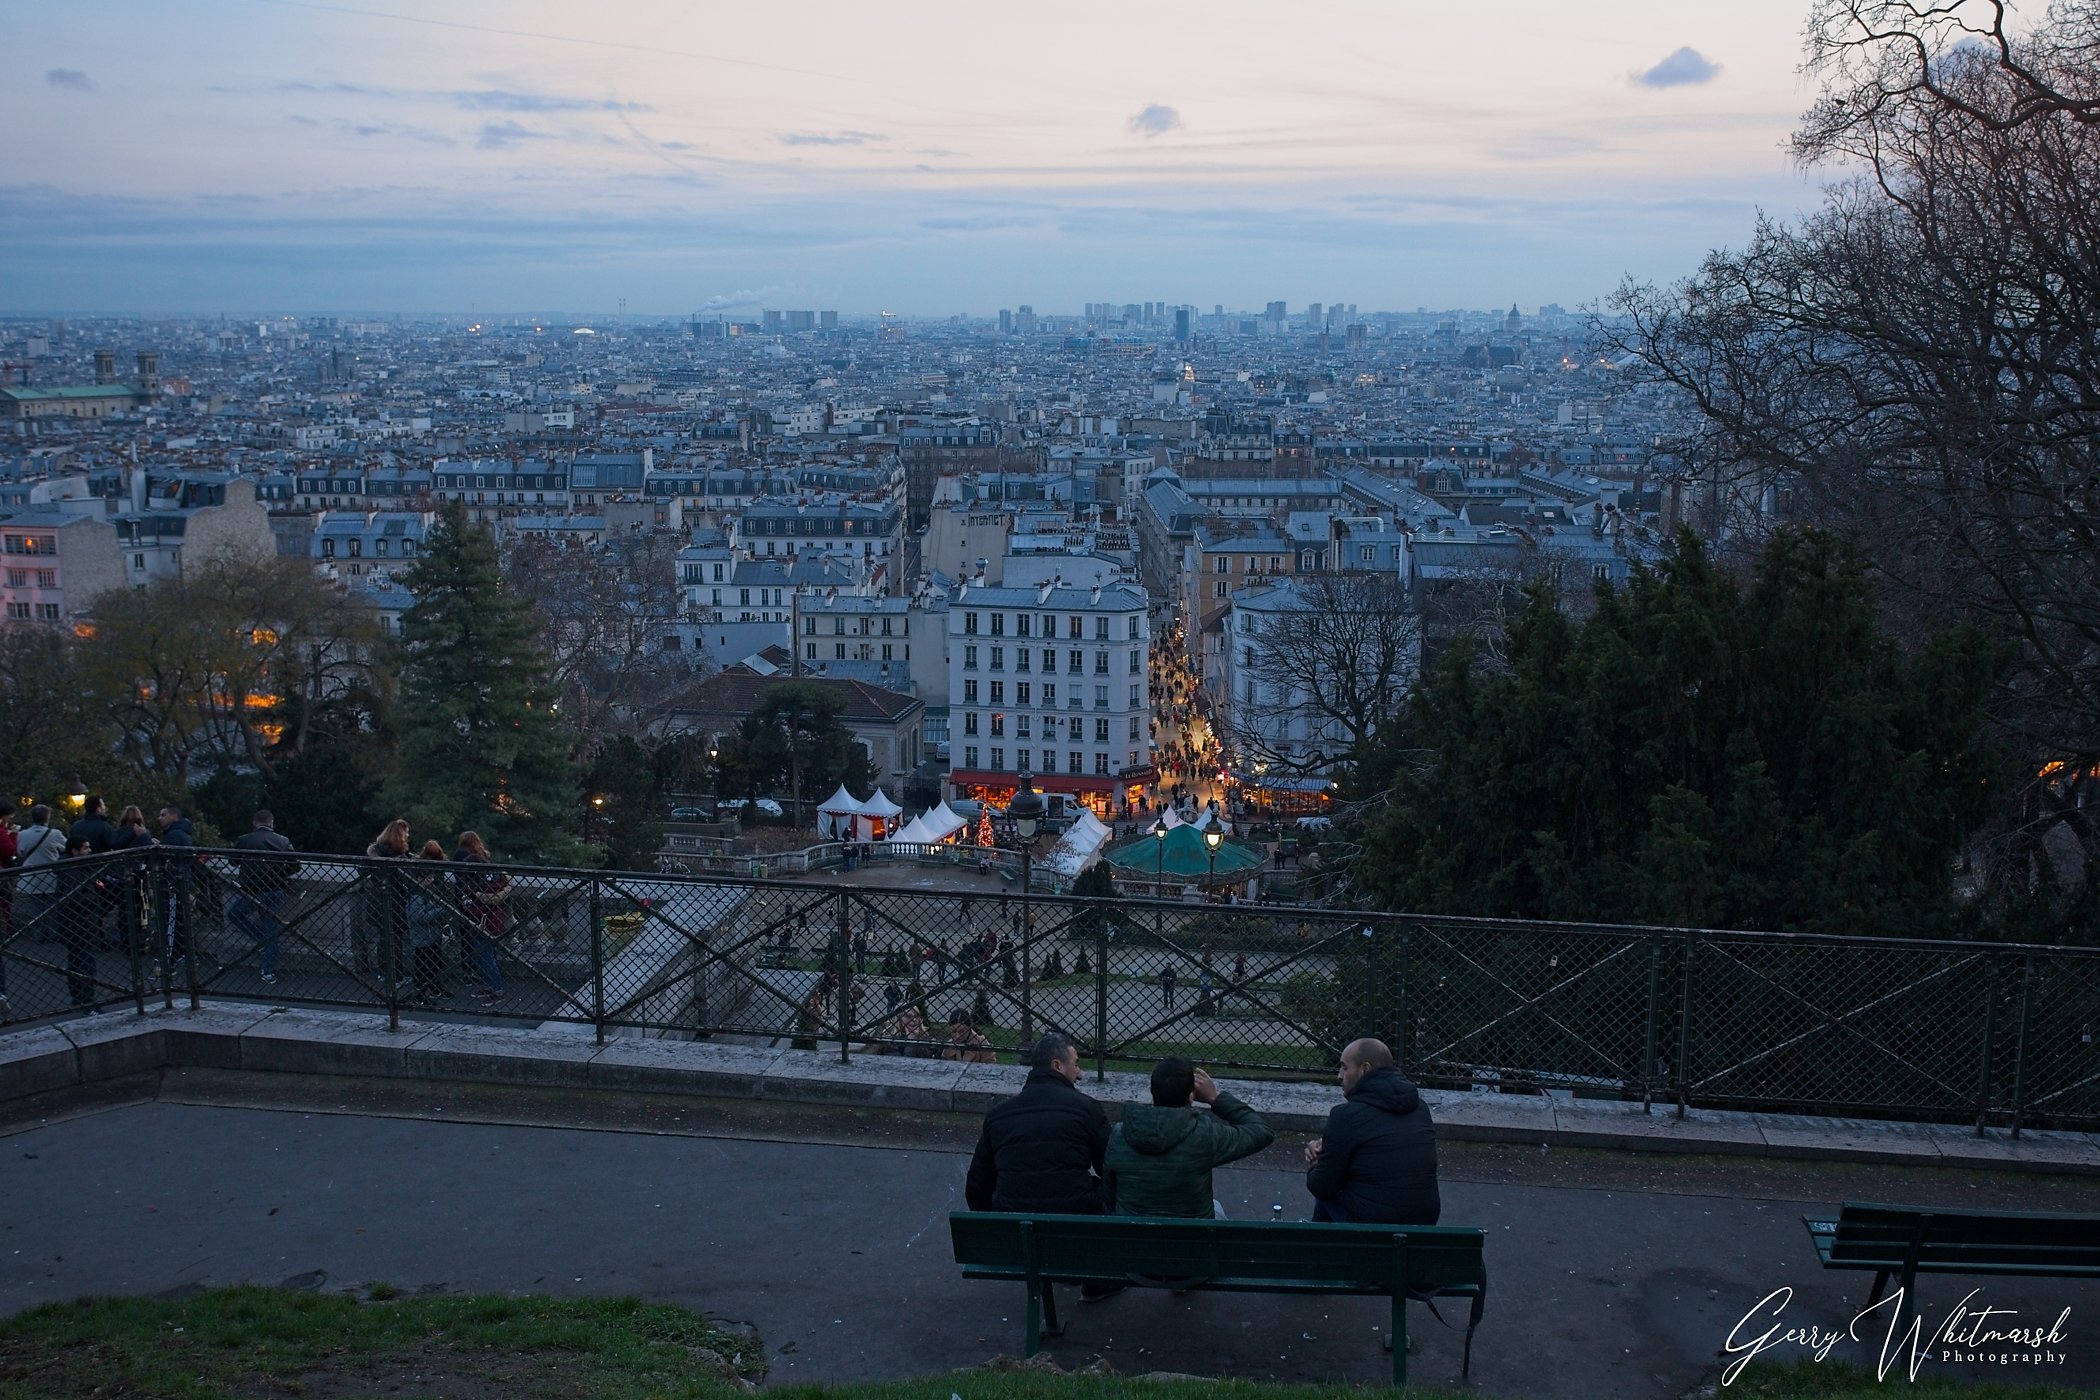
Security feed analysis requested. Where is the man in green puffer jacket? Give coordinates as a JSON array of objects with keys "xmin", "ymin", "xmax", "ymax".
[{"xmin": 1104, "ymin": 1057, "xmax": 1276, "ymax": 1219}]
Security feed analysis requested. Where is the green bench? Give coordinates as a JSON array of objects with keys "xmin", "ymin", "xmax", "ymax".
[
  {"xmin": 949, "ymin": 1211, "xmax": 1486, "ymax": 1386},
  {"xmin": 1803, "ymin": 1202, "xmax": 2100, "ymax": 1326}
]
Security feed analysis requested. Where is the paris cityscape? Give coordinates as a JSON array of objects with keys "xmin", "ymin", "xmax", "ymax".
[{"xmin": 1, "ymin": 3, "xmax": 2095, "ymax": 1397}]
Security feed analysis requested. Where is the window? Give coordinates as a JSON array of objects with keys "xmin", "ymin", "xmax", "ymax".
[
  {"xmin": 833, "ymin": 617, "xmax": 845, "ymax": 634},
  {"xmin": 741, "ymin": 588, "xmax": 752, "ymax": 606},
  {"xmin": 321, "ymin": 539, "xmax": 335, "ymax": 558},
  {"xmin": 1270, "ymin": 556, "xmax": 1283, "ymax": 571},
  {"xmin": 963, "ymin": 644, "xmax": 978, "ymax": 670},
  {"xmin": 1300, "ymin": 550, "xmax": 1317, "ymax": 570},
  {"xmin": 1068, "ymin": 615, "xmax": 1083, "ymax": 638},
  {"xmin": 964, "ymin": 611, "xmax": 979, "ymax": 635},
  {"xmin": 1016, "ymin": 614, "xmax": 1031, "ymax": 637},
  {"xmin": 990, "ymin": 646, "xmax": 1004, "ymax": 671},
  {"xmin": 989, "ymin": 681, "xmax": 1004, "ymax": 704},
  {"xmin": 1015, "ymin": 682, "xmax": 1030, "ymax": 705},
  {"xmin": 881, "ymin": 644, "xmax": 893, "ymax": 661},
  {"xmin": 1017, "ymin": 715, "xmax": 1031, "ymax": 738},
  {"xmin": 375, "ymin": 539, "xmax": 389, "ymax": 557},
  {"xmin": 806, "ymin": 642, "xmax": 818, "ymax": 660},
  {"xmin": 990, "ymin": 612, "xmax": 1004, "ymax": 636},
  {"xmin": 963, "ymin": 680, "xmax": 979, "ymax": 703},
  {"xmin": 1043, "ymin": 683, "xmax": 1056, "ymax": 706},
  {"xmin": 36, "ymin": 570, "xmax": 55, "ymax": 589},
  {"xmin": 1068, "ymin": 649, "xmax": 1083, "ymax": 674},
  {"xmin": 1094, "ymin": 717, "xmax": 1110, "ymax": 742},
  {"xmin": 1095, "ymin": 752, "xmax": 1110, "ymax": 775},
  {"xmin": 965, "ymin": 746, "xmax": 979, "ymax": 768},
  {"xmin": 4, "ymin": 602, "xmax": 27, "ymax": 619},
  {"xmin": 1128, "ymin": 750, "xmax": 1139, "ymax": 769},
  {"xmin": 835, "ymin": 643, "xmax": 846, "ymax": 659},
  {"xmin": 1094, "ymin": 617, "xmax": 1109, "ymax": 640},
  {"xmin": 964, "ymin": 712, "xmax": 979, "ymax": 736},
  {"xmin": 34, "ymin": 603, "xmax": 60, "ymax": 621},
  {"xmin": 1094, "ymin": 651, "xmax": 1109, "ymax": 675},
  {"xmin": 134, "ymin": 554, "xmax": 145, "ymax": 570},
  {"xmin": 3, "ymin": 570, "xmax": 21, "ymax": 586},
  {"xmin": 1095, "ymin": 685, "xmax": 1109, "ymax": 707},
  {"xmin": 990, "ymin": 714, "xmax": 1005, "ymax": 737},
  {"xmin": 1016, "ymin": 649, "xmax": 1031, "ymax": 673},
  {"xmin": 1017, "ymin": 749, "xmax": 1031, "ymax": 771},
  {"xmin": 1042, "ymin": 648, "xmax": 1056, "ymax": 672},
  {"xmin": 1128, "ymin": 715, "xmax": 1140, "ymax": 740},
  {"xmin": 1068, "ymin": 751, "xmax": 1084, "ymax": 774},
  {"xmin": 1128, "ymin": 650, "xmax": 1141, "ymax": 673},
  {"xmin": 1360, "ymin": 545, "xmax": 1374, "ymax": 562},
  {"xmin": 1128, "ymin": 617, "xmax": 1140, "ymax": 638},
  {"xmin": 990, "ymin": 747, "xmax": 1005, "ymax": 769},
  {"xmin": 804, "ymin": 616, "xmax": 817, "ymax": 635},
  {"xmin": 1215, "ymin": 580, "xmax": 1228, "ymax": 598}
]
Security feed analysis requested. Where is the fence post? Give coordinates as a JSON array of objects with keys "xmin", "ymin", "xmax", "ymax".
[
  {"xmin": 127, "ymin": 857, "xmax": 148, "ymax": 1016},
  {"xmin": 835, "ymin": 889, "xmax": 854, "ymax": 1065},
  {"xmin": 588, "ymin": 876, "xmax": 607, "ymax": 1045},
  {"xmin": 1973, "ymin": 952, "xmax": 2001, "ymax": 1136},
  {"xmin": 182, "ymin": 853, "xmax": 201, "ymax": 1012},
  {"xmin": 1640, "ymin": 934, "xmax": 1663, "ymax": 1113},
  {"xmin": 381, "ymin": 865, "xmax": 399, "ymax": 1033},
  {"xmin": 1093, "ymin": 901, "xmax": 1110, "ymax": 1082},
  {"xmin": 1392, "ymin": 921, "xmax": 1409, "ymax": 1079},
  {"xmin": 2007, "ymin": 952, "xmax": 2037, "ymax": 1139},
  {"xmin": 1674, "ymin": 935, "xmax": 1696, "ymax": 1118}
]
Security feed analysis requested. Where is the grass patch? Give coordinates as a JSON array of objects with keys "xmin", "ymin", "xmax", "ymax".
[
  {"xmin": 0, "ymin": 1286, "xmax": 764, "ymax": 1399},
  {"xmin": 3, "ymin": 1293, "xmax": 2085, "ymax": 1400}
]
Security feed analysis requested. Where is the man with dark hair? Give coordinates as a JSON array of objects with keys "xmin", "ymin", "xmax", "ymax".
[
  {"xmin": 1103, "ymin": 1056, "xmax": 1275, "ymax": 1220},
  {"xmin": 1304, "ymin": 1037, "xmax": 1439, "ymax": 1225},
  {"xmin": 67, "ymin": 796, "xmax": 117, "ymax": 946},
  {"xmin": 229, "ymin": 810, "xmax": 299, "ymax": 986},
  {"xmin": 965, "ymin": 1033, "xmax": 1113, "ymax": 1309},
  {"xmin": 966, "ymin": 1032, "xmax": 1109, "ymax": 1215},
  {"xmin": 69, "ymin": 796, "xmax": 116, "ymax": 853}
]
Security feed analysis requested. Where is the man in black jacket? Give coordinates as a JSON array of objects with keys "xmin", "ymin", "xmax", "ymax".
[
  {"xmin": 1304, "ymin": 1038, "xmax": 1439, "ymax": 1224},
  {"xmin": 966, "ymin": 1032, "xmax": 1109, "ymax": 1215}
]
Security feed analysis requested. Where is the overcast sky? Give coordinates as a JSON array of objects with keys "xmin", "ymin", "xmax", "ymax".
[{"xmin": 2, "ymin": 1, "xmax": 1827, "ymax": 316}]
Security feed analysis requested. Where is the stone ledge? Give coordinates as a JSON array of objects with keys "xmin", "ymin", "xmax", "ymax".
[{"xmin": 3, "ymin": 1003, "xmax": 2094, "ymax": 1174}]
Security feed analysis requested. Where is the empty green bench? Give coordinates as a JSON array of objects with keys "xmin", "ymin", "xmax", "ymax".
[
  {"xmin": 1803, "ymin": 1202, "xmax": 2100, "ymax": 1328},
  {"xmin": 950, "ymin": 1211, "xmax": 1486, "ymax": 1386}
]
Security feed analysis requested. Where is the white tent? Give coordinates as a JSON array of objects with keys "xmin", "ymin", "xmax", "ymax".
[
  {"xmin": 1041, "ymin": 810, "xmax": 1113, "ymax": 878},
  {"xmin": 919, "ymin": 801, "xmax": 968, "ymax": 842},
  {"xmin": 817, "ymin": 784, "xmax": 866, "ymax": 840},
  {"xmin": 854, "ymin": 786, "xmax": 905, "ymax": 840},
  {"xmin": 888, "ymin": 811, "xmax": 936, "ymax": 844},
  {"xmin": 1192, "ymin": 805, "xmax": 1233, "ymax": 836},
  {"xmin": 1155, "ymin": 805, "xmax": 1185, "ymax": 829}
]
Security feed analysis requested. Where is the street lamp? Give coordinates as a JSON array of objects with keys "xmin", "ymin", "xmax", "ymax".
[
  {"xmin": 66, "ymin": 780, "xmax": 87, "ymax": 811},
  {"xmin": 1154, "ymin": 819, "xmax": 1168, "ymax": 896},
  {"xmin": 1204, "ymin": 825, "xmax": 1224, "ymax": 900},
  {"xmin": 1008, "ymin": 768, "xmax": 1047, "ymax": 1045}
]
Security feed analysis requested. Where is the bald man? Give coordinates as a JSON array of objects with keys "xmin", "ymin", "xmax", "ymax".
[{"xmin": 1303, "ymin": 1038, "xmax": 1439, "ymax": 1225}]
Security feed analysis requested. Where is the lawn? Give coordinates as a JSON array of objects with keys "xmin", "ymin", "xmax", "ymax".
[{"xmin": 1, "ymin": 1290, "xmax": 2089, "ymax": 1399}]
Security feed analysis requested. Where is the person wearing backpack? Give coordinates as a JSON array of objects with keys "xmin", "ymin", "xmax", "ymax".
[
  {"xmin": 228, "ymin": 810, "xmax": 299, "ymax": 986},
  {"xmin": 14, "ymin": 805, "xmax": 65, "ymax": 952}
]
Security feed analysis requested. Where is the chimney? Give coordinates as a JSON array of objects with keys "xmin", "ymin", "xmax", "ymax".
[{"xmin": 94, "ymin": 349, "xmax": 116, "ymax": 385}]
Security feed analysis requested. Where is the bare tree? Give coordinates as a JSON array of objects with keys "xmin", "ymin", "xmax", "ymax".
[
  {"xmin": 1601, "ymin": 0, "xmax": 2100, "ymax": 878},
  {"xmin": 506, "ymin": 533, "xmax": 709, "ymax": 739},
  {"xmin": 1235, "ymin": 573, "xmax": 1420, "ymax": 770}
]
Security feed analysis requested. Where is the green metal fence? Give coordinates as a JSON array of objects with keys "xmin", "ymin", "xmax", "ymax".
[{"xmin": 3, "ymin": 848, "xmax": 2092, "ymax": 1133}]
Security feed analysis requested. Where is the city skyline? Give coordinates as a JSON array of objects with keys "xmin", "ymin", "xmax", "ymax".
[{"xmin": 6, "ymin": 1, "xmax": 1827, "ymax": 314}]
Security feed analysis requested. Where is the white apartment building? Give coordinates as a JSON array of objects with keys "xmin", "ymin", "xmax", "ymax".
[{"xmin": 944, "ymin": 577, "xmax": 1152, "ymax": 818}]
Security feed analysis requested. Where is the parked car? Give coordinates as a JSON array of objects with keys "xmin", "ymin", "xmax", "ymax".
[
  {"xmin": 1294, "ymin": 815, "xmax": 1333, "ymax": 832},
  {"xmin": 668, "ymin": 806, "xmax": 711, "ymax": 822},
  {"xmin": 753, "ymin": 798, "xmax": 785, "ymax": 817}
]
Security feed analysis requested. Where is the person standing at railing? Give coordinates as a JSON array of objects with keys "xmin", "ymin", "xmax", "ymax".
[
  {"xmin": 55, "ymin": 834, "xmax": 104, "ymax": 1011},
  {"xmin": 107, "ymin": 807, "xmax": 153, "ymax": 958},
  {"xmin": 153, "ymin": 805, "xmax": 198, "ymax": 988},
  {"xmin": 228, "ymin": 810, "xmax": 299, "ymax": 987},
  {"xmin": 13, "ymin": 806, "xmax": 63, "ymax": 952},
  {"xmin": 360, "ymin": 819, "xmax": 412, "ymax": 978},
  {"xmin": 405, "ymin": 840, "xmax": 455, "ymax": 1005},
  {"xmin": 451, "ymin": 831, "xmax": 509, "ymax": 1006}
]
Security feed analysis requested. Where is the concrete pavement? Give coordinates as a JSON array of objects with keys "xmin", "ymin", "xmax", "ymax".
[{"xmin": 3, "ymin": 1087, "xmax": 2096, "ymax": 1397}]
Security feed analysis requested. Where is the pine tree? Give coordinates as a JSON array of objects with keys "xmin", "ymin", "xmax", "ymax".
[{"xmin": 387, "ymin": 502, "xmax": 579, "ymax": 863}]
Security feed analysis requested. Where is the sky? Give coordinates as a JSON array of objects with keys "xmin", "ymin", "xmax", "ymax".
[{"xmin": 1, "ymin": 0, "xmax": 1832, "ymax": 317}]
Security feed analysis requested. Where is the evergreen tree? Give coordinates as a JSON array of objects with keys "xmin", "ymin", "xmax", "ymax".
[
  {"xmin": 579, "ymin": 735, "xmax": 662, "ymax": 871},
  {"xmin": 386, "ymin": 502, "xmax": 579, "ymax": 863},
  {"xmin": 1355, "ymin": 528, "xmax": 1997, "ymax": 934}
]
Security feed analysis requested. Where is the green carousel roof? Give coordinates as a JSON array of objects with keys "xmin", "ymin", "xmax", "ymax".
[{"xmin": 1103, "ymin": 822, "xmax": 1265, "ymax": 880}]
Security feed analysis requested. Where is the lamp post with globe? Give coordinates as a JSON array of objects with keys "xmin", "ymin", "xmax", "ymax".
[
  {"xmin": 1204, "ymin": 825, "xmax": 1223, "ymax": 900},
  {"xmin": 1007, "ymin": 769, "xmax": 1047, "ymax": 1046}
]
